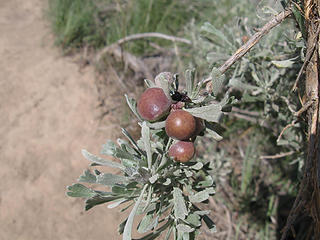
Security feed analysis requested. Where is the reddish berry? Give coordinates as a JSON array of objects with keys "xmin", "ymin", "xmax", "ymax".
[
  {"xmin": 165, "ymin": 110, "xmax": 196, "ymax": 140},
  {"xmin": 137, "ymin": 88, "xmax": 171, "ymax": 122},
  {"xmin": 169, "ymin": 141, "xmax": 195, "ymax": 162}
]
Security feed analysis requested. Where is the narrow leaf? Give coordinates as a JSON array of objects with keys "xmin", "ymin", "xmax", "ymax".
[
  {"xmin": 184, "ymin": 104, "xmax": 223, "ymax": 123},
  {"xmin": 201, "ymin": 22, "xmax": 233, "ymax": 47},
  {"xmin": 149, "ymin": 174, "xmax": 159, "ymax": 184},
  {"xmin": 85, "ymin": 195, "xmax": 123, "ymax": 211},
  {"xmin": 154, "ymin": 73, "xmax": 171, "ymax": 99},
  {"xmin": 66, "ymin": 183, "xmax": 96, "ymax": 198},
  {"xmin": 190, "ymin": 162, "xmax": 203, "ymax": 170},
  {"xmin": 123, "ymin": 185, "xmax": 148, "ymax": 240},
  {"xmin": 138, "ymin": 214, "xmax": 159, "ymax": 234},
  {"xmin": 185, "ymin": 69, "xmax": 196, "ymax": 97},
  {"xmin": 78, "ymin": 169, "xmax": 96, "ymax": 183},
  {"xmin": 144, "ymin": 79, "xmax": 156, "ymax": 88},
  {"xmin": 96, "ymin": 173, "xmax": 128, "ymax": 186},
  {"xmin": 186, "ymin": 214, "xmax": 201, "ymax": 227},
  {"xmin": 82, "ymin": 149, "xmax": 123, "ymax": 169},
  {"xmin": 142, "ymin": 122, "xmax": 152, "ymax": 169},
  {"xmin": 146, "ymin": 120, "xmax": 166, "ymax": 129},
  {"xmin": 125, "ymin": 94, "xmax": 143, "ymax": 121},
  {"xmin": 206, "ymin": 128, "xmax": 223, "ymax": 141},
  {"xmin": 210, "ymin": 68, "xmax": 225, "ymax": 96},
  {"xmin": 108, "ymin": 198, "xmax": 128, "ymax": 209},
  {"xmin": 176, "ymin": 224, "xmax": 194, "ymax": 233},
  {"xmin": 173, "ymin": 188, "xmax": 188, "ymax": 220},
  {"xmin": 133, "ymin": 219, "xmax": 173, "ymax": 240},
  {"xmin": 189, "ymin": 188, "xmax": 215, "ymax": 203},
  {"xmin": 271, "ymin": 59, "xmax": 294, "ymax": 68}
]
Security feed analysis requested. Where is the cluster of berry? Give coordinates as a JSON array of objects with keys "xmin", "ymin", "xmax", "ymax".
[{"xmin": 137, "ymin": 79, "xmax": 205, "ymax": 163}]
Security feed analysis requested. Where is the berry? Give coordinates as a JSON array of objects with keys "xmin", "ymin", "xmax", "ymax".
[
  {"xmin": 165, "ymin": 110, "xmax": 196, "ymax": 140},
  {"xmin": 137, "ymin": 88, "xmax": 171, "ymax": 122},
  {"xmin": 169, "ymin": 141, "xmax": 195, "ymax": 162}
]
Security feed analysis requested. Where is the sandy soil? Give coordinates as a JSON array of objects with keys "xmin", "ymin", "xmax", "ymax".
[{"xmin": 0, "ymin": 0, "xmax": 124, "ymax": 239}]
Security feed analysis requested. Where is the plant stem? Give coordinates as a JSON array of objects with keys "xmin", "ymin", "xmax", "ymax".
[{"xmin": 203, "ymin": 9, "xmax": 292, "ymax": 89}]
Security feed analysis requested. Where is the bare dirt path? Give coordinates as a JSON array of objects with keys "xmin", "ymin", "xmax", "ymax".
[{"xmin": 0, "ymin": 0, "xmax": 122, "ymax": 239}]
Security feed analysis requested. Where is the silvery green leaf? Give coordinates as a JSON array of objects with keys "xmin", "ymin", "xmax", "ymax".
[
  {"xmin": 82, "ymin": 149, "xmax": 123, "ymax": 169},
  {"xmin": 201, "ymin": 22, "xmax": 233, "ymax": 48},
  {"xmin": 228, "ymin": 78, "xmax": 261, "ymax": 92},
  {"xmin": 271, "ymin": 59, "xmax": 295, "ymax": 68},
  {"xmin": 164, "ymin": 226, "xmax": 173, "ymax": 240},
  {"xmin": 182, "ymin": 232, "xmax": 190, "ymax": 240},
  {"xmin": 146, "ymin": 120, "xmax": 166, "ymax": 129},
  {"xmin": 78, "ymin": 169, "xmax": 96, "ymax": 183},
  {"xmin": 184, "ymin": 103, "xmax": 223, "ymax": 123},
  {"xmin": 190, "ymin": 162, "xmax": 203, "ymax": 170},
  {"xmin": 66, "ymin": 184, "xmax": 96, "ymax": 198},
  {"xmin": 122, "ymin": 158, "xmax": 137, "ymax": 168},
  {"xmin": 144, "ymin": 79, "xmax": 155, "ymax": 88},
  {"xmin": 186, "ymin": 214, "xmax": 201, "ymax": 227},
  {"xmin": 101, "ymin": 141, "xmax": 137, "ymax": 162},
  {"xmin": 100, "ymin": 140, "xmax": 117, "ymax": 155},
  {"xmin": 191, "ymin": 95, "xmax": 207, "ymax": 104},
  {"xmin": 123, "ymin": 185, "xmax": 148, "ymax": 240},
  {"xmin": 125, "ymin": 94, "xmax": 143, "ymax": 121},
  {"xmin": 138, "ymin": 214, "xmax": 159, "ymax": 234},
  {"xmin": 176, "ymin": 224, "xmax": 194, "ymax": 233},
  {"xmin": 189, "ymin": 188, "xmax": 215, "ymax": 203},
  {"xmin": 206, "ymin": 128, "xmax": 223, "ymax": 141},
  {"xmin": 184, "ymin": 169, "xmax": 193, "ymax": 177},
  {"xmin": 149, "ymin": 174, "xmax": 159, "ymax": 184},
  {"xmin": 185, "ymin": 69, "xmax": 196, "ymax": 97},
  {"xmin": 210, "ymin": 68, "xmax": 225, "ymax": 96},
  {"xmin": 142, "ymin": 122, "xmax": 152, "ymax": 169},
  {"xmin": 141, "ymin": 186, "xmax": 153, "ymax": 213},
  {"xmin": 173, "ymin": 169, "xmax": 182, "ymax": 176},
  {"xmin": 292, "ymin": 4, "xmax": 306, "ymax": 39},
  {"xmin": 154, "ymin": 73, "xmax": 171, "ymax": 99},
  {"xmin": 108, "ymin": 198, "xmax": 127, "ymax": 209},
  {"xmin": 137, "ymin": 214, "xmax": 152, "ymax": 233},
  {"xmin": 196, "ymin": 175, "xmax": 214, "ymax": 188},
  {"xmin": 137, "ymin": 202, "xmax": 157, "ymax": 215},
  {"xmin": 134, "ymin": 219, "xmax": 173, "ymax": 240},
  {"xmin": 242, "ymin": 93, "xmax": 264, "ymax": 102},
  {"xmin": 121, "ymin": 128, "xmax": 145, "ymax": 156},
  {"xmin": 96, "ymin": 173, "xmax": 128, "ymax": 186},
  {"xmin": 173, "ymin": 187, "xmax": 188, "ymax": 220},
  {"xmin": 194, "ymin": 210, "xmax": 211, "ymax": 216},
  {"xmin": 85, "ymin": 195, "xmax": 123, "ymax": 211},
  {"xmin": 163, "ymin": 178, "xmax": 171, "ymax": 185}
]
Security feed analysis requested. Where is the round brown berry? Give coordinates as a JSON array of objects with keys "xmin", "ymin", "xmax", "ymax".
[
  {"xmin": 137, "ymin": 88, "xmax": 171, "ymax": 122},
  {"xmin": 165, "ymin": 110, "xmax": 196, "ymax": 140},
  {"xmin": 169, "ymin": 141, "xmax": 195, "ymax": 162}
]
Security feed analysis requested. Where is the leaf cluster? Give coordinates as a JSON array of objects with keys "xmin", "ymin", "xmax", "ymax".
[{"xmin": 67, "ymin": 71, "xmax": 237, "ymax": 239}]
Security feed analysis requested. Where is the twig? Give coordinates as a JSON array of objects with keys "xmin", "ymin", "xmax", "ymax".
[
  {"xmin": 294, "ymin": 100, "xmax": 313, "ymax": 117},
  {"xmin": 260, "ymin": 151, "xmax": 295, "ymax": 160},
  {"xmin": 291, "ymin": 24, "xmax": 320, "ymax": 92},
  {"xmin": 203, "ymin": 9, "xmax": 292, "ymax": 87},
  {"xmin": 277, "ymin": 120, "xmax": 298, "ymax": 143},
  {"xmin": 96, "ymin": 32, "xmax": 191, "ymax": 63},
  {"xmin": 97, "ymin": 45, "xmax": 153, "ymax": 80}
]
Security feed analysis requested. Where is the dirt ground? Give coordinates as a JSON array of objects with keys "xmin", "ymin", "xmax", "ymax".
[{"xmin": 0, "ymin": 0, "xmax": 126, "ymax": 239}]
